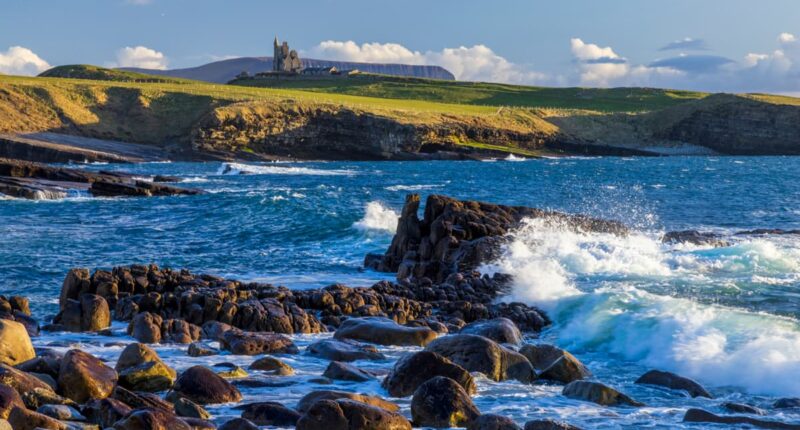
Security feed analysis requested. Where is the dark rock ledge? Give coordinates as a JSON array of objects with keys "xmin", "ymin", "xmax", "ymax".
[{"xmin": 0, "ymin": 158, "xmax": 200, "ymax": 199}]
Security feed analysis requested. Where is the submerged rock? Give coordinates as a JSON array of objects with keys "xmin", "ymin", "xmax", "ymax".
[
  {"xmin": 297, "ymin": 398, "xmax": 411, "ymax": 430},
  {"xmin": 334, "ymin": 317, "xmax": 438, "ymax": 347},
  {"xmin": 306, "ymin": 338, "xmax": 386, "ymax": 361},
  {"xmin": 635, "ymin": 369, "xmax": 711, "ymax": 398},
  {"xmin": 296, "ymin": 390, "xmax": 399, "ymax": 413},
  {"xmin": 683, "ymin": 408, "xmax": 800, "ymax": 429},
  {"xmin": 382, "ymin": 350, "xmax": 476, "ymax": 398},
  {"xmin": 562, "ymin": 381, "xmax": 643, "ymax": 407},
  {"xmin": 775, "ymin": 398, "xmax": 800, "ymax": 409},
  {"xmin": 538, "ymin": 355, "xmax": 591, "ymax": 384},
  {"xmin": 188, "ymin": 342, "xmax": 218, "ymax": 357},
  {"xmin": 240, "ymin": 402, "xmax": 301, "ymax": 427},
  {"xmin": 411, "ymin": 376, "xmax": 480, "ymax": 428},
  {"xmin": 524, "ymin": 420, "xmax": 583, "ymax": 430},
  {"xmin": 173, "ymin": 365, "xmax": 242, "ymax": 404},
  {"xmin": 723, "ymin": 402, "xmax": 766, "ymax": 415},
  {"xmin": 662, "ymin": 230, "xmax": 729, "ymax": 247},
  {"xmin": 468, "ymin": 414, "xmax": 522, "ymax": 430},
  {"xmin": 249, "ymin": 356, "xmax": 294, "ymax": 375},
  {"xmin": 323, "ymin": 361, "xmax": 376, "ymax": 382},
  {"xmin": 425, "ymin": 334, "xmax": 535, "ymax": 383}
]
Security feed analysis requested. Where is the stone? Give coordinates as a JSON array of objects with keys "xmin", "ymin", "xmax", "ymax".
[
  {"xmin": 468, "ymin": 414, "xmax": 522, "ymax": 430},
  {"xmin": 7, "ymin": 406, "xmax": 68, "ymax": 430},
  {"xmin": 128, "ymin": 312, "xmax": 162, "ymax": 343},
  {"xmin": 214, "ymin": 362, "xmax": 248, "ymax": 379},
  {"xmin": 53, "ymin": 294, "xmax": 111, "ymax": 333},
  {"xmin": 383, "ymin": 350, "xmax": 476, "ymax": 397},
  {"xmin": 562, "ymin": 381, "xmax": 643, "ymax": 407},
  {"xmin": 524, "ymin": 420, "xmax": 583, "ymax": 430},
  {"xmin": 723, "ymin": 402, "xmax": 766, "ymax": 415},
  {"xmin": 173, "ymin": 365, "xmax": 242, "ymax": 404},
  {"xmin": 249, "ymin": 356, "xmax": 294, "ymax": 375},
  {"xmin": 112, "ymin": 386, "xmax": 173, "ymax": 411},
  {"xmin": 0, "ymin": 384, "xmax": 24, "ymax": 419},
  {"xmin": 36, "ymin": 404, "xmax": 85, "ymax": 421},
  {"xmin": 411, "ymin": 376, "xmax": 480, "ymax": 428},
  {"xmin": 0, "ymin": 364, "xmax": 66, "ymax": 410},
  {"xmin": 0, "ymin": 419, "xmax": 9, "ymax": 430},
  {"xmin": 662, "ymin": 230, "xmax": 729, "ymax": 247},
  {"xmin": 334, "ymin": 317, "xmax": 437, "ymax": 347},
  {"xmin": 539, "ymin": 355, "xmax": 591, "ymax": 384},
  {"xmin": 519, "ymin": 344, "xmax": 572, "ymax": 371},
  {"xmin": 162, "ymin": 319, "xmax": 201, "ymax": 344},
  {"xmin": 323, "ymin": 361, "xmax": 375, "ymax": 382},
  {"xmin": 183, "ymin": 417, "xmax": 216, "ymax": 429},
  {"xmin": 296, "ymin": 398, "xmax": 411, "ymax": 430},
  {"xmin": 60, "ymin": 268, "xmax": 90, "ymax": 309},
  {"xmin": 112, "ymin": 408, "xmax": 192, "ymax": 430},
  {"xmin": 775, "ymin": 398, "xmax": 800, "ymax": 409},
  {"xmin": 222, "ymin": 330, "xmax": 298, "ymax": 355},
  {"xmin": 240, "ymin": 402, "xmax": 301, "ymax": 426},
  {"xmin": 296, "ymin": 390, "xmax": 399, "ymax": 413},
  {"xmin": 218, "ymin": 418, "xmax": 259, "ymax": 430},
  {"xmin": 425, "ymin": 334, "xmax": 535, "ymax": 383},
  {"xmin": 8, "ymin": 297, "xmax": 30, "ymax": 316},
  {"xmin": 58, "ymin": 349, "xmax": 117, "ymax": 403},
  {"xmin": 119, "ymin": 361, "xmax": 176, "ymax": 392},
  {"xmin": 0, "ymin": 319, "xmax": 35, "ymax": 366},
  {"xmin": 83, "ymin": 398, "xmax": 132, "ymax": 428},
  {"xmin": 460, "ymin": 318, "xmax": 523, "ymax": 345},
  {"xmin": 173, "ymin": 397, "xmax": 210, "ymax": 419},
  {"xmin": 306, "ymin": 338, "xmax": 386, "ymax": 361},
  {"xmin": 188, "ymin": 342, "xmax": 218, "ymax": 357},
  {"xmin": 634, "ymin": 369, "xmax": 711, "ymax": 398},
  {"xmin": 683, "ymin": 408, "xmax": 800, "ymax": 429}
]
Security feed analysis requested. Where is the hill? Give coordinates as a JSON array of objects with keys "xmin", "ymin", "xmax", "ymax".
[
  {"xmin": 3, "ymin": 65, "xmax": 800, "ymax": 160},
  {"xmin": 39, "ymin": 64, "xmax": 193, "ymax": 84},
  {"xmin": 121, "ymin": 57, "xmax": 455, "ymax": 83}
]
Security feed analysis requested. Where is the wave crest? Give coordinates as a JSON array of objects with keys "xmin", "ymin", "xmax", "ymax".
[{"xmin": 352, "ymin": 201, "xmax": 398, "ymax": 233}]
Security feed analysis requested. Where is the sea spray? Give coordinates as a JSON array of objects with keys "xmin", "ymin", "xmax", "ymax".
[
  {"xmin": 489, "ymin": 218, "xmax": 800, "ymax": 396},
  {"xmin": 217, "ymin": 162, "xmax": 357, "ymax": 176},
  {"xmin": 353, "ymin": 201, "xmax": 399, "ymax": 233}
]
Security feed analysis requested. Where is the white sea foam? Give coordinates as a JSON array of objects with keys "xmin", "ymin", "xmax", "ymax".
[
  {"xmin": 352, "ymin": 201, "xmax": 399, "ymax": 233},
  {"xmin": 489, "ymin": 218, "xmax": 800, "ymax": 396},
  {"xmin": 217, "ymin": 162, "xmax": 356, "ymax": 176},
  {"xmin": 385, "ymin": 184, "xmax": 444, "ymax": 192},
  {"xmin": 504, "ymin": 153, "xmax": 527, "ymax": 162}
]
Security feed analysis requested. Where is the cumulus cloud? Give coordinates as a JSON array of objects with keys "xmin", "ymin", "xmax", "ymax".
[
  {"xmin": 112, "ymin": 46, "xmax": 167, "ymax": 69},
  {"xmin": 0, "ymin": 46, "xmax": 51, "ymax": 76},
  {"xmin": 570, "ymin": 38, "xmax": 630, "ymax": 86},
  {"xmin": 659, "ymin": 37, "xmax": 709, "ymax": 51},
  {"xmin": 309, "ymin": 40, "xmax": 549, "ymax": 84}
]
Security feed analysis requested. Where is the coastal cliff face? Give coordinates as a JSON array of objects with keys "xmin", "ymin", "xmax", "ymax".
[{"xmin": 647, "ymin": 94, "xmax": 800, "ymax": 155}]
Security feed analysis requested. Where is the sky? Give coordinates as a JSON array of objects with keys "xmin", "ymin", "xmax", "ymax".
[{"xmin": 1, "ymin": 0, "xmax": 800, "ymax": 93}]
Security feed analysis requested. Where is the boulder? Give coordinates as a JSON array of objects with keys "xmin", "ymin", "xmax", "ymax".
[
  {"xmin": 240, "ymin": 402, "xmax": 301, "ymax": 426},
  {"xmin": 59, "ymin": 268, "xmax": 90, "ymax": 309},
  {"xmin": 172, "ymin": 397, "xmax": 210, "ymax": 419},
  {"xmin": 173, "ymin": 366, "xmax": 242, "ymax": 404},
  {"xmin": 162, "ymin": 319, "xmax": 201, "ymax": 344},
  {"xmin": 188, "ymin": 342, "xmax": 218, "ymax": 357},
  {"xmin": 112, "ymin": 386, "xmax": 173, "ymax": 411},
  {"xmin": 184, "ymin": 417, "xmax": 216, "ymax": 429},
  {"xmin": 425, "ymin": 334, "xmax": 535, "ymax": 383},
  {"xmin": 683, "ymin": 408, "xmax": 800, "ymax": 429},
  {"xmin": 128, "ymin": 312, "xmax": 163, "ymax": 343},
  {"xmin": 0, "ymin": 419, "xmax": 9, "ymax": 430},
  {"xmin": 112, "ymin": 408, "xmax": 192, "ymax": 430},
  {"xmin": 562, "ymin": 381, "xmax": 642, "ymax": 407},
  {"xmin": 538, "ymin": 355, "xmax": 590, "ymax": 384},
  {"xmin": 662, "ymin": 230, "xmax": 729, "ymax": 247},
  {"xmin": 306, "ymin": 339, "xmax": 386, "ymax": 362},
  {"xmin": 0, "ymin": 364, "xmax": 63, "ymax": 409},
  {"xmin": 382, "ymin": 350, "xmax": 476, "ymax": 397},
  {"xmin": 214, "ymin": 362, "xmax": 248, "ymax": 379},
  {"xmin": 323, "ymin": 361, "xmax": 376, "ymax": 382},
  {"xmin": 296, "ymin": 390, "xmax": 399, "ymax": 413},
  {"xmin": 58, "ymin": 349, "xmax": 118, "ymax": 403},
  {"xmin": 83, "ymin": 398, "xmax": 132, "ymax": 428},
  {"xmin": 53, "ymin": 295, "xmax": 111, "ymax": 332},
  {"xmin": 249, "ymin": 356, "xmax": 294, "ymax": 375},
  {"xmin": 411, "ymin": 376, "xmax": 480, "ymax": 428},
  {"xmin": 468, "ymin": 414, "xmax": 522, "ymax": 430},
  {"xmin": 333, "ymin": 317, "xmax": 437, "ymax": 347},
  {"xmin": 297, "ymin": 398, "xmax": 411, "ymax": 430},
  {"xmin": 35, "ymin": 404, "xmax": 85, "ymax": 421},
  {"xmin": 519, "ymin": 344, "xmax": 572, "ymax": 371},
  {"xmin": 115, "ymin": 343, "xmax": 176, "ymax": 392},
  {"xmin": 634, "ymin": 370, "xmax": 711, "ymax": 398},
  {"xmin": 7, "ymin": 406, "xmax": 68, "ymax": 430},
  {"xmin": 0, "ymin": 384, "xmax": 24, "ymax": 419},
  {"xmin": 460, "ymin": 318, "xmax": 522, "ymax": 345},
  {"xmin": 524, "ymin": 420, "xmax": 583, "ymax": 430},
  {"xmin": 7, "ymin": 297, "xmax": 30, "ymax": 316},
  {"xmin": 0, "ymin": 319, "xmax": 35, "ymax": 365},
  {"xmin": 218, "ymin": 418, "xmax": 259, "ymax": 430},
  {"xmin": 222, "ymin": 330, "xmax": 298, "ymax": 355},
  {"xmin": 723, "ymin": 402, "xmax": 766, "ymax": 415}
]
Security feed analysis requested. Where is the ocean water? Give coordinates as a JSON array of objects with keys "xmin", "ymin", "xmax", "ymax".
[{"xmin": 2, "ymin": 157, "xmax": 800, "ymax": 428}]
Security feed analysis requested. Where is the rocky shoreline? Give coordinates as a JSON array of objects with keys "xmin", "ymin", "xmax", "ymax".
[{"xmin": 1, "ymin": 194, "xmax": 799, "ymax": 429}]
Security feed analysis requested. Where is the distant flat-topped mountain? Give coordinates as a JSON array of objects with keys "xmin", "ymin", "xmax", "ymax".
[{"xmin": 121, "ymin": 57, "xmax": 455, "ymax": 83}]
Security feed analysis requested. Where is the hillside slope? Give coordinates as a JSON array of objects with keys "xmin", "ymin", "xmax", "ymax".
[{"xmin": 122, "ymin": 57, "xmax": 455, "ymax": 83}]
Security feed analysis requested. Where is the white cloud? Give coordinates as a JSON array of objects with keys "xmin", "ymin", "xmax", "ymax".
[
  {"xmin": 0, "ymin": 46, "xmax": 51, "ymax": 76},
  {"xmin": 112, "ymin": 46, "xmax": 167, "ymax": 70},
  {"xmin": 125, "ymin": 0, "xmax": 153, "ymax": 5},
  {"xmin": 570, "ymin": 38, "xmax": 629, "ymax": 86},
  {"xmin": 309, "ymin": 40, "xmax": 549, "ymax": 85},
  {"xmin": 778, "ymin": 32, "xmax": 797, "ymax": 44}
]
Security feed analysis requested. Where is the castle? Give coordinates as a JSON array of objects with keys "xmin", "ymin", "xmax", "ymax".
[{"xmin": 273, "ymin": 36, "xmax": 302, "ymax": 73}]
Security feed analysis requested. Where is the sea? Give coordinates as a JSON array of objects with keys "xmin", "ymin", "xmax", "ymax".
[{"xmin": 1, "ymin": 156, "xmax": 799, "ymax": 429}]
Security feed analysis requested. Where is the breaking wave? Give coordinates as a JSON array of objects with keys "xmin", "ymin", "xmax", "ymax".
[
  {"xmin": 352, "ymin": 201, "xmax": 399, "ymax": 233},
  {"xmin": 217, "ymin": 162, "xmax": 356, "ymax": 176},
  {"xmin": 487, "ymin": 218, "xmax": 800, "ymax": 396}
]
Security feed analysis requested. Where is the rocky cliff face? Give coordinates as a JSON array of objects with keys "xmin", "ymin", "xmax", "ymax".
[{"xmin": 647, "ymin": 94, "xmax": 800, "ymax": 155}]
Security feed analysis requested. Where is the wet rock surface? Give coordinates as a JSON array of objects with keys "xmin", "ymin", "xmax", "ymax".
[
  {"xmin": 382, "ymin": 350, "xmax": 476, "ymax": 397},
  {"xmin": 562, "ymin": 381, "xmax": 643, "ymax": 407},
  {"xmin": 172, "ymin": 365, "xmax": 242, "ymax": 405},
  {"xmin": 425, "ymin": 334, "xmax": 536, "ymax": 383},
  {"xmin": 411, "ymin": 376, "xmax": 480, "ymax": 428},
  {"xmin": 635, "ymin": 369, "xmax": 712, "ymax": 398}
]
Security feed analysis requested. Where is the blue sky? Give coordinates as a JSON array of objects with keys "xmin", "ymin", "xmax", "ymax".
[{"xmin": 1, "ymin": 0, "xmax": 799, "ymax": 93}]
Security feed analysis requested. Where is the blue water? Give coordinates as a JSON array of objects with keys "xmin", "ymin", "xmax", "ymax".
[{"xmin": 2, "ymin": 157, "xmax": 800, "ymax": 428}]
